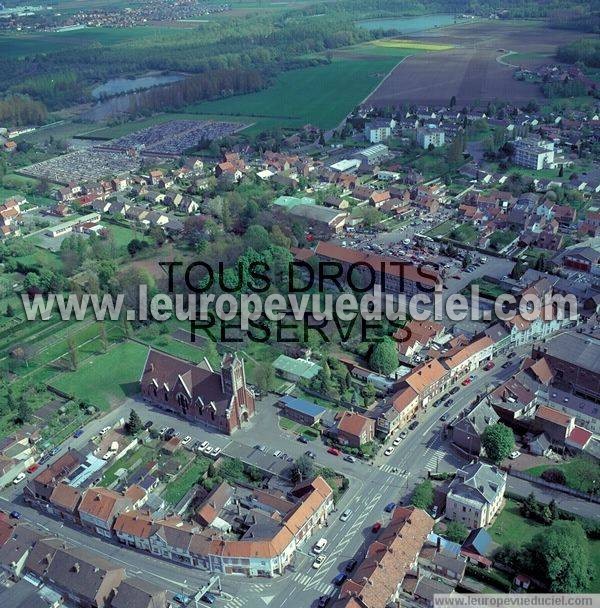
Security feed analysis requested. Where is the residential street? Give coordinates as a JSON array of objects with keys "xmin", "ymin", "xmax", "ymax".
[{"xmin": 2, "ymin": 340, "xmax": 597, "ymax": 608}]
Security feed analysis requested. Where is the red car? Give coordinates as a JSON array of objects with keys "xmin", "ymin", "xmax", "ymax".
[
  {"xmin": 327, "ymin": 447, "xmax": 340, "ymax": 456},
  {"xmin": 484, "ymin": 361, "xmax": 495, "ymax": 371},
  {"xmin": 26, "ymin": 464, "xmax": 39, "ymax": 474},
  {"xmin": 371, "ymin": 522, "xmax": 382, "ymax": 533},
  {"xmin": 461, "ymin": 377, "xmax": 472, "ymax": 386}
]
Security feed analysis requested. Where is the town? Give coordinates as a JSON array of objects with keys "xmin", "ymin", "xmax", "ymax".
[{"xmin": 0, "ymin": 2, "xmax": 599, "ymax": 608}]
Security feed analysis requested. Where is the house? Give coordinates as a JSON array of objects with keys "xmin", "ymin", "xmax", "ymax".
[
  {"xmin": 336, "ymin": 507, "xmax": 434, "ymax": 608},
  {"xmin": 141, "ymin": 351, "xmax": 254, "ymax": 435},
  {"xmin": 513, "ymin": 138, "xmax": 555, "ymax": 170},
  {"xmin": 393, "ymin": 320, "xmax": 446, "ymax": 360},
  {"xmin": 112, "ymin": 577, "xmax": 167, "ymax": 608},
  {"xmin": 196, "ymin": 481, "xmax": 233, "ymax": 528},
  {"xmin": 336, "ymin": 412, "xmax": 375, "ymax": 447},
  {"xmin": 278, "ymin": 396, "xmax": 326, "ymax": 426},
  {"xmin": 460, "ymin": 527, "xmax": 493, "ymax": 567},
  {"xmin": 113, "ymin": 511, "xmax": 155, "ymax": 553},
  {"xmin": 0, "ymin": 524, "xmax": 43, "ymax": 579},
  {"xmin": 364, "ymin": 119, "xmax": 393, "ymax": 143},
  {"xmin": 451, "ymin": 399, "xmax": 500, "ymax": 456},
  {"xmin": 48, "ymin": 483, "xmax": 82, "ymax": 523},
  {"xmin": 25, "ymin": 450, "xmax": 84, "ymax": 502},
  {"xmin": 78, "ymin": 487, "xmax": 134, "ymax": 538},
  {"xmin": 25, "ymin": 538, "xmax": 125, "ymax": 608},
  {"xmin": 445, "ymin": 462, "xmax": 506, "ymax": 528},
  {"xmin": 287, "ymin": 204, "xmax": 347, "ymax": 234}
]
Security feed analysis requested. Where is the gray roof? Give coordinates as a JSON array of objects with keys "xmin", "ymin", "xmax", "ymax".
[
  {"xmin": 448, "ymin": 462, "xmax": 505, "ymax": 506},
  {"xmin": 112, "ymin": 577, "xmax": 167, "ymax": 608},
  {"xmin": 25, "ymin": 538, "xmax": 124, "ymax": 602},
  {"xmin": 454, "ymin": 400, "xmax": 499, "ymax": 436},
  {"xmin": 0, "ymin": 525, "xmax": 42, "ymax": 569},
  {"xmin": 540, "ymin": 331, "xmax": 600, "ymax": 374},
  {"xmin": 288, "ymin": 204, "xmax": 345, "ymax": 223}
]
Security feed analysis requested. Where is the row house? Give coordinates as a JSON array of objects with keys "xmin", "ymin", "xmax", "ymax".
[{"xmin": 439, "ymin": 336, "xmax": 494, "ymax": 383}]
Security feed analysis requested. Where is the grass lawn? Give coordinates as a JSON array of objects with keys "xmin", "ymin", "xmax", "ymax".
[
  {"xmin": 449, "ymin": 223, "xmax": 478, "ymax": 244},
  {"xmin": 49, "ymin": 340, "xmax": 148, "ymax": 410},
  {"xmin": 488, "ymin": 230, "xmax": 517, "ymax": 252},
  {"xmin": 162, "ymin": 456, "xmax": 211, "ymax": 505},
  {"xmin": 278, "ymin": 416, "xmax": 296, "ymax": 431},
  {"xmin": 526, "ymin": 456, "xmax": 600, "ymax": 494},
  {"xmin": 426, "ymin": 220, "xmax": 455, "ymax": 238},
  {"xmin": 185, "ymin": 57, "xmax": 401, "ymax": 130},
  {"xmin": 489, "ymin": 498, "xmax": 545, "ymax": 546}
]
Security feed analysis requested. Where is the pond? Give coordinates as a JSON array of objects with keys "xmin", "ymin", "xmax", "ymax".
[
  {"xmin": 91, "ymin": 73, "xmax": 183, "ymax": 99},
  {"xmin": 356, "ymin": 14, "xmax": 470, "ymax": 33}
]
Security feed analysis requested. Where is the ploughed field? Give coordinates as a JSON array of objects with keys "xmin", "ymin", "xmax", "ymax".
[{"xmin": 367, "ymin": 20, "xmax": 595, "ymax": 107}]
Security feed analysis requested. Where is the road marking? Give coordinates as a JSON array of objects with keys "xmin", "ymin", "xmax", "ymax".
[{"xmin": 261, "ymin": 596, "xmax": 275, "ymax": 605}]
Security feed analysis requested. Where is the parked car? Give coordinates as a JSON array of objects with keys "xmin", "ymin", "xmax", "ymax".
[
  {"xmin": 181, "ymin": 436, "xmax": 192, "ymax": 446},
  {"xmin": 199, "ymin": 441, "xmax": 209, "ymax": 450},
  {"xmin": 317, "ymin": 596, "xmax": 330, "ymax": 608},
  {"xmin": 173, "ymin": 593, "xmax": 191, "ymax": 606},
  {"xmin": 202, "ymin": 444, "xmax": 213, "ymax": 454},
  {"xmin": 509, "ymin": 450, "xmax": 521, "ymax": 459},
  {"xmin": 159, "ymin": 427, "xmax": 167, "ymax": 437},
  {"xmin": 450, "ymin": 386, "xmax": 460, "ymax": 395},
  {"xmin": 313, "ymin": 538, "xmax": 328, "ymax": 554},
  {"xmin": 484, "ymin": 361, "xmax": 495, "ymax": 371},
  {"xmin": 408, "ymin": 420, "xmax": 419, "ymax": 431},
  {"xmin": 73, "ymin": 429, "xmax": 84, "ymax": 438},
  {"xmin": 26, "ymin": 463, "xmax": 39, "ymax": 474},
  {"xmin": 384, "ymin": 446, "xmax": 395, "ymax": 456},
  {"xmin": 12, "ymin": 472, "xmax": 26, "ymax": 485},
  {"xmin": 440, "ymin": 413, "xmax": 449, "ymax": 422},
  {"xmin": 201, "ymin": 593, "xmax": 216, "ymax": 604},
  {"xmin": 297, "ymin": 435, "xmax": 308, "ymax": 444},
  {"xmin": 333, "ymin": 573, "xmax": 348, "ymax": 586},
  {"xmin": 273, "ymin": 450, "xmax": 282, "ymax": 457},
  {"xmin": 444, "ymin": 398, "xmax": 454, "ymax": 407},
  {"xmin": 384, "ymin": 502, "xmax": 396, "ymax": 513},
  {"xmin": 312, "ymin": 555, "xmax": 326, "ymax": 569},
  {"xmin": 507, "ymin": 352, "xmax": 516, "ymax": 359},
  {"xmin": 371, "ymin": 521, "xmax": 382, "ymax": 533},
  {"xmin": 9, "ymin": 511, "xmax": 21, "ymax": 520},
  {"xmin": 340, "ymin": 509, "xmax": 352, "ymax": 522},
  {"xmin": 393, "ymin": 436, "xmax": 402, "ymax": 446},
  {"xmin": 461, "ymin": 377, "xmax": 471, "ymax": 386},
  {"xmin": 343, "ymin": 455, "xmax": 356, "ymax": 463},
  {"xmin": 305, "ymin": 450, "xmax": 316, "ymax": 460},
  {"xmin": 211, "ymin": 447, "xmax": 222, "ymax": 458},
  {"xmin": 345, "ymin": 559, "xmax": 358, "ymax": 573},
  {"xmin": 501, "ymin": 361, "xmax": 512, "ymax": 369},
  {"xmin": 99, "ymin": 426, "xmax": 111, "ymax": 436},
  {"xmin": 327, "ymin": 447, "xmax": 340, "ymax": 456},
  {"xmin": 400, "ymin": 431, "xmax": 408, "ymax": 439},
  {"xmin": 144, "ymin": 420, "xmax": 154, "ymax": 429}
]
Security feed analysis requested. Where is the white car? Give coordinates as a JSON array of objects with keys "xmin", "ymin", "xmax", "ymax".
[
  {"xmin": 211, "ymin": 447, "xmax": 222, "ymax": 458},
  {"xmin": 384, "ymin": 446, "xmax": 395, "ymax": 456},
  {"xmin": 181, "ymin": 436, "xmax": 192, "ymax": 446},
  {"xmin": 393, "ymin": 437, "xmax": 402, "ymax": 446},
  {"xmin": 103, "ymin": 450, "xmax": 116, "ymax": 461},
  {"xmin": 12, "ymin": 472, "xmax": 26, "ymax": 484},
  {"xmin": 340, "ymin": 509, "xmax": 352, "ymax": 522},
  {"xmin": 312, "ymin": 555, "xmax": 326, "ymax": 569},
  {"xmin": 198, "ymin": 441, "xmax": 209, "ymax": 451},
  {"xmin": 273, "ymin": 450, "xmax": 282, "ymax": 458},
  {"xmin": 313, "ymin": 538, "xmax": 327, "ymax": 554},
  {"xmin": 202, "ymin": 444, "xmax": 213, "ymax": 454},
  {"xmin": 99, "ymin": 426, "xmax": 111, "ymax": 436},
  {"xmin": 509, "ymin": 450, "xmax": 521, "ymax": 460}
]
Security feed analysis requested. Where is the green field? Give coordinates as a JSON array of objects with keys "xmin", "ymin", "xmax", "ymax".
[
  {"xmin": 526, "ymin": 457, "xmax": 600, "ymax": 494},
  {"xmin": 0, "ymin": 26, "xmax": 182, "ymax": 58},
  {"xmin": 185, "ymin": 57, "xmax": 401, "ymax": 130},
  {"xmin": 50, "ymin": 340, "xmax": 149, "ymax": 410},
  {"xmin": 162, "ymin": 456, "xmax": 211, "ymax": 505}
]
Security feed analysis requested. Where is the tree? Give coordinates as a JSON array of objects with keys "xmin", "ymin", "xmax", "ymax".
[
  {"xmin": 5, "ymin": 303, "xmax": 14, "ymax": 317},
  {"xmin": 525, "ymin": 521, "xmax": 592, "ymax": 593},
  {"xmin": 481, "ymin": 423, "xmax": 515, "ymax": 464},
  {"xmin": 444, "ymin": 521, "xmax": 469, "ymax": 543},
  {"xmin": 369, "ymin": 337, "xmax": 399, "ymax": 375},
  {"xmin": 254, "ymin": 363, "xmax": 274, "ymax": 393},
  {"xmin": 411, "ymin": 479, "xmax": 434, "ymax": 510},
  {"xmin": 244, "ymin": 224, "xmax": 271, "ymax": 251},
  {"xmin": 16, "ymin": 394, "xmax": 32, "ymax": 424},
  {"xmin": 291, "ymin": 455, "xmax": 315, "ymax": 483},
  {"xmin": 126, "ymin": 409, "xmax": 144, "ymax": 435}
]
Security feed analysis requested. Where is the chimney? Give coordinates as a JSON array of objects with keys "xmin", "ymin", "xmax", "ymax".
[
  {"xmin": 72, "ymin": 563, "xmax": 80, "ymax": 573},
  {"xmin": 437, "ymin": 536, "xmax": 441, "ymax": 551}
]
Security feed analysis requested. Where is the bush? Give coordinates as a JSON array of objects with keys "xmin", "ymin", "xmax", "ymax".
[
  {"xmin": 541, "ymin": 468, "xmax": 567, "ymax": 485},
  {"xmin": 466, "ymin": 565, "xmax": 511, "ymax": 592}
]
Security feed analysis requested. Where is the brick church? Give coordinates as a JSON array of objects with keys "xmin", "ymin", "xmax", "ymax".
[{"xmin": 140, "ymin": 350, "xmax": 255, "ymax": 434}]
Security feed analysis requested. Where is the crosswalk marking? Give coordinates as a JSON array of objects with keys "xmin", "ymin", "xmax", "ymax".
[{"xmin": 225, "ymin": 597, "xmax": 247, "ymax": 608}]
